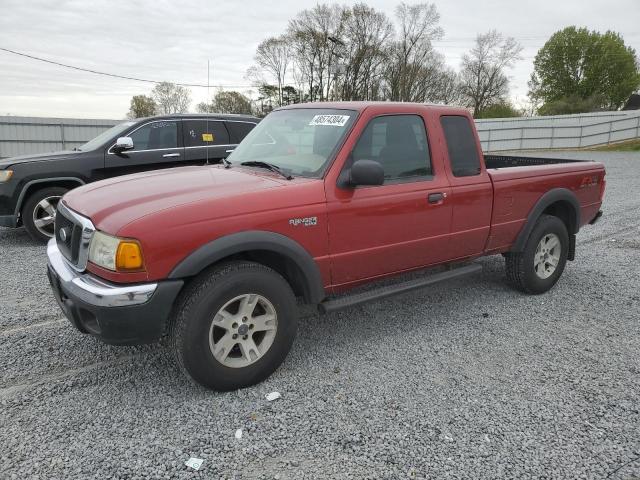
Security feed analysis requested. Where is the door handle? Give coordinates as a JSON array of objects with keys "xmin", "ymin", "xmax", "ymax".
[
  {"xmin": 428, "ymin": 192, "xmax": 445, "ymax": 204},
  {"xmin": 225, "ymin": 148, "xmax": 236, "ymax": 153},
  {"xmin": 162, "ymin": 153, "xmax": 180, "ymax": 158}
]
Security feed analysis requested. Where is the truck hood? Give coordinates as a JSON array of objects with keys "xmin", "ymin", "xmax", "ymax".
[
  {"xmin": 0, "ymin": 150, "xmax": 80, "ymax": 168},
  {"xmin": 63, "ymin": 165, "xmax": 289, "ymax": 232}
]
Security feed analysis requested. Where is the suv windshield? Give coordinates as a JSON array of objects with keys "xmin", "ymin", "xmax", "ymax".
[
  {"xmin": 228, "ymin": 108, "xmax": 357, "ymax": 177},
  {"xmin": 78, "ymin": 121, "xmax": 135, "ymax": 151}
]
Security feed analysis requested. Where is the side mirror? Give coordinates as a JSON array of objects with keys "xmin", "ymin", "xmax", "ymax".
[
  {"xmin": 349, "ymin": 159, "xmax": 384, "ymax": 187},
  {"xmin": 113, "ymin": 136, "xmax": 134, "ymax": 152}
]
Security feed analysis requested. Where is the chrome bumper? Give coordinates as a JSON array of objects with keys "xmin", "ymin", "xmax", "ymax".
[{"xmin": 46, "ymin": 239, "xmax": 157, "ymax": 307}]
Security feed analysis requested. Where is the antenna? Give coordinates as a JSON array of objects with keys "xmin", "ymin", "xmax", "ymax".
[{"xmin": 206, "ymin": 59, "xmax": 210, "ymax": 165}]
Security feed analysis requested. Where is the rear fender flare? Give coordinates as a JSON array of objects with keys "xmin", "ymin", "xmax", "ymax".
[{"xmin": 512, "ymin": 188, "xmax": 580, "ymax": 252}]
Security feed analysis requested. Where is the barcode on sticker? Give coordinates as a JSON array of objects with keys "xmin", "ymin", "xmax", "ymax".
[{"xmin": 309, "ymin": 115, "xmax": 350, "ymax": 127}]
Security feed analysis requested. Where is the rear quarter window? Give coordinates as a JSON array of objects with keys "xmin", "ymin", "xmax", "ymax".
[
  {"xmin": 226, "ymin": 121, "xmax": 257, "ymax": 144},
  {"xmin": 441, "ymin": 116, "xmax": 481, "ymax": 177}
]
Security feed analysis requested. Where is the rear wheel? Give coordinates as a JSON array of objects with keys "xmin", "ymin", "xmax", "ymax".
[
  {"xmin": 22, "ymin": 187, "xmax": 68, "ymax": 243},
  {"xmin": 505, "ymin": 214, "xmax": 569, "ymax": 294},
  {"xmin": 171, "ymin": 261, "xmax": 298, "ymax": 391}
]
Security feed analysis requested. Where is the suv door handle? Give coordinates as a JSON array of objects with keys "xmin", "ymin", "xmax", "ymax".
[
  {"xmin": 428, "ymin": 192, "xmax": 445, "ymax": 204},
  {"xmin": 163, "ymin": 153, "xmax": 180, "ymax": 158}
]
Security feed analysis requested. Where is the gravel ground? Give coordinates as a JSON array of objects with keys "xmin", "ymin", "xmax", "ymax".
[{"xmin": 1, "ymin": 151, "xmax": 639, "ymax": 479}]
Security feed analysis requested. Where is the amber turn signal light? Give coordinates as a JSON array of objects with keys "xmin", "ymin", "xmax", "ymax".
[{"xmin": 115, "ymin": 241, "xmax": 144, "ymax": 271}]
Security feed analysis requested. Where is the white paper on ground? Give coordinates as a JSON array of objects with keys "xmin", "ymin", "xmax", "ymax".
[
  {"xmin": 265, "ymin": 391, "xmax": 281, "ymax": 402},
  {"xmin": 185, "ymin": 457, "xmax": 204, "ymax": 470},
  {"xmin": 235, "ymin": 428, "xmax": 243, "ymax": 439}
]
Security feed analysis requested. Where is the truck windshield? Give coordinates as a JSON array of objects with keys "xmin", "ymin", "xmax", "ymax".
[
  {"xmin": 227, "ymin": 108, "xmax": 357, "ymax": 178},
  {"xmin": 78, "ymin": 121, "xmax": 135, "ymax": 152}
]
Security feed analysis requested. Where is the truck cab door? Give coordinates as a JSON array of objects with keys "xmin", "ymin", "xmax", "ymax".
[
  {"xmin": 326, "ymin": 112, "xmax": 453, "ymax": 287},
  {"xmin": 182, "ymin": 119, "xmax": 234, "ymax": 164},
  {"xmin": 105, "ymin": 119, "xmax": 184, "ymax": 177},
  {"xmin": 439, "ymin": 115, "xmax": 493, "ymax": 258}
]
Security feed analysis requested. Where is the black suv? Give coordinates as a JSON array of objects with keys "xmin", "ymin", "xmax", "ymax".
[{"xmin": 0, "ymin": 114, "xmax": 258, "ymax": 242}]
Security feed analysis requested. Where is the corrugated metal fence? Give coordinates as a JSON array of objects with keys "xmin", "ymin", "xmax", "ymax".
[
  {"xmin": 476, "ymin": 110, "xmax": 640, "ymax": 152},
  {"xmin": 0, "ymin": 116, "xmax": 119, "ymax": 158},
  {"xmin": 1, "ymin": 110, "xmax": 639, "ymax": 158}
]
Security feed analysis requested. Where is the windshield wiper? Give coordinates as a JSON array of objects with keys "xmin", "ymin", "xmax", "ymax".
[
  {"xmin": 240, "ymin": 161, "xmax": 293, "ymax": 180},
  {"xmin": 222, "ymin": 157, "xmax": 232, "ymax": 168}
]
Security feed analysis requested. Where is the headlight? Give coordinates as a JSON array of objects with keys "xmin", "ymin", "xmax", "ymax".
[
  {"xmin": 88, "ymin": 231, "xmax": 145, "ymax": 272},
  {"xmin": 0, "ymin": 170, "xmax": 13, "ymax": 182}
]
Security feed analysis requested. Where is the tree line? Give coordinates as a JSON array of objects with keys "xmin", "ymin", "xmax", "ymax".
[{"xmin": 127, "ymin": 3, "xmax": 640, "ymax": 119}]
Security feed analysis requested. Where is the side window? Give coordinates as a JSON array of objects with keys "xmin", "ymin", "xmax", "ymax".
[
  {"xmin": 183, "ymin": 120, "xmax": 230, "ymax": 147},
  {"xmin": 129, "ymin": 121, "xmax": 178, "ymax": 151},
  {"xmin": 440, "ymin": 116, "xmax": 481, "ymax": 177},
  {"xmin": 352, "ymin": 115, "xmax": 432, "ymax": 182},
  {"xmin": 226, "ymin": 121, "xmax": 257, "ymax": 144}
]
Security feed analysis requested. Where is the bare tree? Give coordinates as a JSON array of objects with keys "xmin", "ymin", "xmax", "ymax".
[
  {"xmin": 339, "ymin": 3, "xmax": 394, "ymax": 101},
  {"xmin": 287, "ymin": 4, "xmax": 348, "ymax": 101},
  {"xmin": 429, "ymin": 67, "xmax": 463, "ymax": 105},
  {"xmin": 151, "ymin": 82, "xmax": 191, "ymax": 114},
  {"xmin": 384, "ymin": 2, "xmax": 444, "ymax": 102},
  {"xmin": 252, "ymin": 36, "xmax": 291, "ymax": 106},
  {"xmin": 459, "ymin": 30, "xmax": 522, "ymax": 116}
]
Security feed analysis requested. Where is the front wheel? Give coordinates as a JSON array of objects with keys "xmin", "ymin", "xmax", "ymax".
[
  {"xmin": 505, "ymin": 214, "xmax": 569, "ymax": 294},
  {"xmin": 170, "ymin": 261, "xmax": 298, "ymax": 391},
  {"xmin": 22, "ymin": 187, "xmax": 68, "ymax": 243}
]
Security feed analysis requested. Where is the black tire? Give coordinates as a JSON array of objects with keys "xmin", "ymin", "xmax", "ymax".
[
  {"xmin": 22, "ymin": 187, "xmax": 68, "ymax": 243},
  {"xmin": 505, "ymin": 214, "xmax": 569, "ymax": 294},
  {"xmin": 170, "ymin": 261, "xmax": 298, "ymax": 391}
]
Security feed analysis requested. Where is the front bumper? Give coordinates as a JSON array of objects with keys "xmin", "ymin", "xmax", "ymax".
[{"xmin": 46, "ymin": 240, "xmax": 183, "ymax": 345}]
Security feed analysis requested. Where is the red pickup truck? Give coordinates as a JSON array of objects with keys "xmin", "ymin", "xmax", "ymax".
[{"xmin": 46, "ymin": 102, "xmax": 605, "ymax": 391}]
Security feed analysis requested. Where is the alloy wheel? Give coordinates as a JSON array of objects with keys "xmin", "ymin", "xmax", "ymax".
[
  {"xmin": 534, "ymin": 233, "xmax": 561, "ymax": 279},
  {"xmin": 208, "ymin": 293, "xmax": 278, "ymax": 368}
]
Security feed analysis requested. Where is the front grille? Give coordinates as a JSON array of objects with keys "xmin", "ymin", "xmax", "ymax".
[
  {"xmin": 55, "ymin": 208, "xmax": 77, "ymax": 262},
  {"xmin": 54, "ymin": 202, "xmax": 95, "ymax": 271}
]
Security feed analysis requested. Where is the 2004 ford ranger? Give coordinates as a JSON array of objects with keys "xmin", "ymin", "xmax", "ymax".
[{"xmin": 46, "ymin": 102, "xmax": 605, "ymax": 391}]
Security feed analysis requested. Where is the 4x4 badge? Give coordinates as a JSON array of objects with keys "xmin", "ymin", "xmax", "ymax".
[{"xmin": 289, "ymin": 217, "xmax": 317, "ymax": 227}]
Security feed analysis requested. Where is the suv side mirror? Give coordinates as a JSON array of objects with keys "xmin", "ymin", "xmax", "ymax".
[
  {"xmin": 114, "ymin": 137, "xmax": 134, "ymax": 152},
  {"xmin": 349, "ymin": 159, "xmax": 384, "ymax": 187}
]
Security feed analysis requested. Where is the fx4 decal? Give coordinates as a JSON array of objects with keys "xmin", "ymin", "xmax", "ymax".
[{"xmin": 289, "ymin": 217, "xmax": 318, "ymax": 227}]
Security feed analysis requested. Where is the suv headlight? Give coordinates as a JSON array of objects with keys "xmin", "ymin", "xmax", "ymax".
[
  {"xmin": 88, "ymin": 231, "xmax": 145, "ymax": 272},
  {"xmin": 0, "ymin": 170, "xmax": 13, "ymax": 182}
]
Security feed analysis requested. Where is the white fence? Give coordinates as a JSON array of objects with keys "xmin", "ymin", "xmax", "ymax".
[
  {"xmin": 476, "ymin": 110, "xmax": 640, "ymax": 152},
  {"xmin": 0, "ymin": 116, "xmax": 120, "ymax": 158}
]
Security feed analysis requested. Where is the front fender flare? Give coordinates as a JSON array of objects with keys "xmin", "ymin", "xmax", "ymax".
[{"xmin": 168, "ymin": 230, "xmax": 326, "ymax": 304}]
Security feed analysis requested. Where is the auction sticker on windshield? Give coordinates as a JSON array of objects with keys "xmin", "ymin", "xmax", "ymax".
[{"xmin": 309, "ymin": 114, "xmax": 350, "ymax": 127}]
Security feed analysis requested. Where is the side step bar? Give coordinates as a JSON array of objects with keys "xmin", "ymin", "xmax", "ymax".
[{"xmin": 318, "ymin": 263, "xmax": 482, "ymax": 314}]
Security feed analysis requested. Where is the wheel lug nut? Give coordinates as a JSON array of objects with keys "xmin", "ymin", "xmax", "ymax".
[
  {"xmin": 243, "ymin": 335, "xmax": 248, "ymax": 340},
  {"xmin": 232, "ymin": 334, "xmax": 238, "ymax": 339},
  {"xmin": 232, "ymin": 322, "xmax": 238, "ymax": 328},
  {"xmin": 249, "ymin": 324, "xmax": 254, "ymax": 329},
  {"xmin": 242, "ymin": 317, "xmax": 248, "ymax": 322}
]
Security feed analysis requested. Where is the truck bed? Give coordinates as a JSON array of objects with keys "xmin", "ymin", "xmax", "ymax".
[{"xmin": 484, "ymin": 154, "xmax": 584, "ymax": 169}]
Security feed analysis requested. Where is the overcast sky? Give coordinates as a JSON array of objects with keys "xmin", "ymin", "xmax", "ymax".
[{"xmin": 1, "ymin": 0, "xmax": 638, "ymax": 119}]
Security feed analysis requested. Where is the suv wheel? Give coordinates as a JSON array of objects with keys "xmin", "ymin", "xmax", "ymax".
[
  {"xmin": 505, "ymin": 214, "xmax": 569, "ymax": 294},
  {"xmin": 171, "ymin": 261, "xmax": 298, "ymax": 391},
  {"xmin": 22, "ymin": 187, "xmax": 68, "ymax": 243}
]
